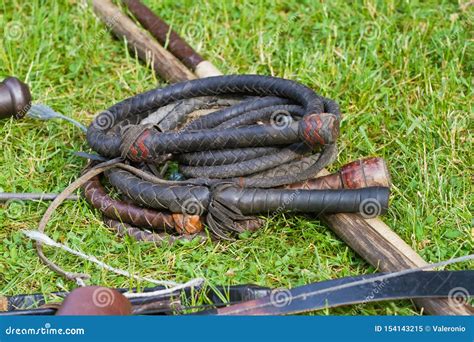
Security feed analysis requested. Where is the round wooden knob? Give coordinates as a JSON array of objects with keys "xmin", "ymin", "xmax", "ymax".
[
  {"xmin": 55, "ymin": 286, "xmax": 132, "ymax": 316},
  {"xmin": 0, "ymin": 77, "xmax": 32, "ymax": 119}
]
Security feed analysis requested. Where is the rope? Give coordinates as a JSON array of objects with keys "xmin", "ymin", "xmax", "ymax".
[
  {"xmin": 27, "ymin": 104, "xmax": 87, "ymax": 132},
  {"xmin": 23, "ymin": 230, "xmax": 204, "ymax": 293}
]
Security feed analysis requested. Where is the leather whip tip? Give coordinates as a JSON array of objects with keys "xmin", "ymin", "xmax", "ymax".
[
  {"xmin": 0, "ymin": 77, "xmax": 32, "ymax": 120},
  {"xmin": 299, "ymin": 113, "xmax": 339, "ymax": 147},
  {"xmin": 340, "ymin": 157, "xmax": 392, "ymax": 189},
  {"xmin": 55, "ymin": 286, "xmax": 132, "ymax": 316}
]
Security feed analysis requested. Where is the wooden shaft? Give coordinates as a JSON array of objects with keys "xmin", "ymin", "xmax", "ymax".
[
  {"xmin": 123, "ymin": 0, "xmax": 204, "ymax": 69},
  {"xmin": 97, "ymin": 2, "xmax": 471, "ymax": 315},
  {"xmin": 122, "ymin": 0, "xmax": 222, "ymax": 78},
  {"xmin": 0, "ymin": 192, "xmax": 79, "ymax": 202},
  {"xmin": 92, "ymin": 0, "xmax": 195, "ymax": 83},
  {"xmin": 318, "ymin": 169, "xmax": 473, "ymax": 315}
]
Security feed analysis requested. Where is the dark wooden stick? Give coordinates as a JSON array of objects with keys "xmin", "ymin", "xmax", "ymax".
[
  {"xmin": 122, "ymin": 0, "xmax": 202, "ymax": 70},
  {"xmin": 95, "ymin": 2, "xmax": 472, "ymax": 315},
  {"xmin": 123, "ymin": 0, "xmax": 222, "ymax": 78},
  {"xmin": 0, "ymin": 193, "xmax": 79, "ymax": 202},
  {"xmin": 92, "ymin": 0, "xmax": 195, "ymax": 83}
]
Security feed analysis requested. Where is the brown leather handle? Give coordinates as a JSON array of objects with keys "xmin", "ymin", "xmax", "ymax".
[{"xmin": 286, "ymin": 157, "xmax": 391, "ymax": 190}]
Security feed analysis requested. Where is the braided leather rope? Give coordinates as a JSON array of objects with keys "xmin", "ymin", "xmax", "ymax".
[{"xmin": 84, "ymin": 75, "xmax": 390, "ymax": 240}]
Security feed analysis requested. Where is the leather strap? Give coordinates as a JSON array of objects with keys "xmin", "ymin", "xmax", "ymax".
[
  {"xmin": 2, "ymin": 271, "xmax": 471, "ymax": 316},
  {"xmin": 211, "ymin": 270, "xmax": 474, "ymax": 315}
]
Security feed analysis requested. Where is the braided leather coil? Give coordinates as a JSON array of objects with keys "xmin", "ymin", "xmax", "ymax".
[{"xmin": 85, "ymin": 75, "xmax": 390, "ymax": 240}]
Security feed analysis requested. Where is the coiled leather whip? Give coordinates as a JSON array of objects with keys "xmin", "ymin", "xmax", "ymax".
[{"xmin": 84, "ymin": 75, "xmax": 389, "ymax": 240}]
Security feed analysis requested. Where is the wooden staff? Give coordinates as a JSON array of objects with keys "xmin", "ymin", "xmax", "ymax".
[
  {"xmin": 91, "ymin": 0, "xmax": 195, "ymax": 83},
  {"xmin": 93, "ymin": 1, "xmax": 471, "ymax": 315},
  {"xmin": 123, "ymin": 0, "xmax": 222, "ymax": 78}
]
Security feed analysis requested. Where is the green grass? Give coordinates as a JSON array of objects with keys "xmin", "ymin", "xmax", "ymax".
[{"xmin": 0, "ymin": 0, "xmax": 472, "ymax": 315}]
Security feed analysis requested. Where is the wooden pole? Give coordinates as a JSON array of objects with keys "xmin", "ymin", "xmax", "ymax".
[
  {"xmin": 94, "ymin": 1, "xmax": 472, "ymax": 315},
  {"xmin": 318, "ymin": 169, "xmax": 473, "ymax": 315},
  {"xmin": 123, "ymin": 0, "xmax": 222, "ymax": 78},
  {"xmin": 91, "ymin": 0, "xmax": 195, "ymax": 83}
]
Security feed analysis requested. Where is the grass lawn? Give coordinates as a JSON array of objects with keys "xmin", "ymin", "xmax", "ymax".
[{"xmin": 0, "ymin": 0, "xmax": 472, "ymax": 315}]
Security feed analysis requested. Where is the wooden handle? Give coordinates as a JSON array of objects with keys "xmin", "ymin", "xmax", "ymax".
[
  {"xmin": 123, "ymin": 0, "xmax": 204, "ymax": 70},
  {"xmin": 92, "ymin": 0, "xmax": 195, "ymax": 83},
  {"xmin": 122, "ymin": 0, "xmax": 222, "ymax": 77}
]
